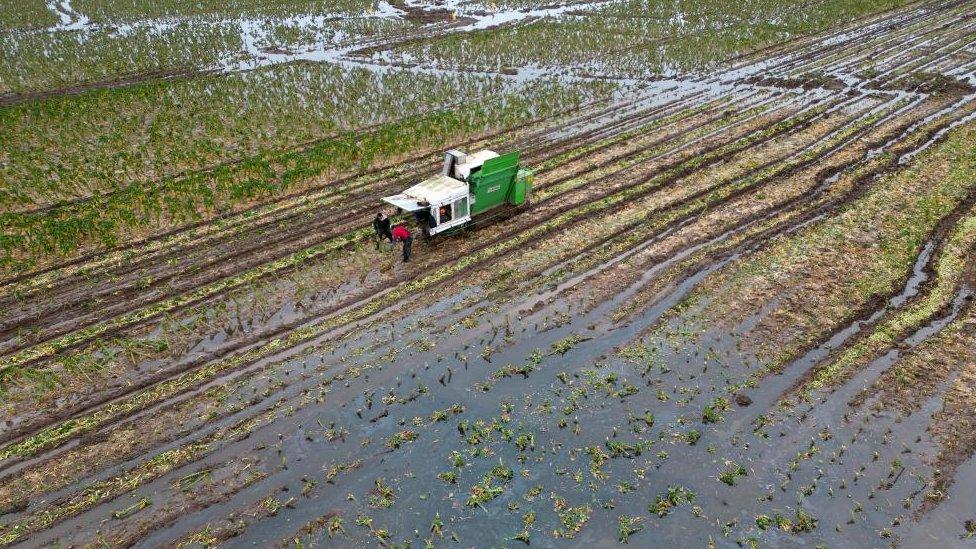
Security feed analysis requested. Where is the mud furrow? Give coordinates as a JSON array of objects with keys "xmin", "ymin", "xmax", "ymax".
[
  {"xmin": 0, "ymin": 92, "xmax": 758, "ymax": 347},
  {"xmin": 0, "ymin": 93, "xmax": 868, "ymax": 488},
  {"xmin": 519, "ymin": 95, "xmax": 957, "ymax": 326},
  {"xmin": 0, "ymin": 94, "xmax": 804, "ymax": 376},
  {"xmin": 781, "ymin": 183, "xmax": 976, "ymax": 401},
  {"xmin": 611, "ymin": 91, "xmax": 976, "ymax": 345},
  {"xmin": 0, "ymin": 101, "xmax": 830, "ymax": 466},
  {"xmin": 0, "ymin": 89, "xmax": 713, "ymax": 318},
  {"xmin": 786, "ymin": 1, "xmax": 973, "ymax": 77},
  {"xmin": 7, "ymin": 2, "xmax": 976, "ymax": 544}
]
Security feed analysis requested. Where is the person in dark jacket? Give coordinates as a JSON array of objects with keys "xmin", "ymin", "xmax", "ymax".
[
  {"xmin": 373, "ymin": 212, "xmax": 392, "ymax": 249},
  {"xmin": 392, "ymin": 224, "xmax": 412, "ymax": 262}
]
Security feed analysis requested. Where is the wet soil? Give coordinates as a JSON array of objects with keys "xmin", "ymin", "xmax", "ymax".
[
  {"xmin": 5, "ymin": 1, "xmax": 976, "ymax": 546},
  {"xmin": 0, "ymin": 67, "xmax": 208, "ymax": 108}
]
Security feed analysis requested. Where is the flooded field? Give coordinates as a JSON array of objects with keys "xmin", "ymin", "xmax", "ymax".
[{"xmin": 3, "ymin": 0, "xmax": 976, "ymax": 547}]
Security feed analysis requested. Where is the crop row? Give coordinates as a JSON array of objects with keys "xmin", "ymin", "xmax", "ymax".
[
  {"xmin": 692, "ymin": 101, "xmax": 976, "ymax": 393},
  {"xmin": 0, "ymin": 91, "xmax": 764, "ymax": 445},
  {"xmin": 73, "ymin": 0, "xmax": 379, "ymax": 23},
  {"xmin": 0, "ymin": 91, "xmax": 845, "ymax": 465},
  {"xmin": 500, "ymin": 93, "xmax": 913, "ymax": 325},
  {"xmin": 607, "ymin": 94, "xmax": 971, "ymax": 328},
  {"xmin": 0, "ymin": 77, "xmax": 613, "ymax": 272},
  {"xmin": 0, "ymin": 92, "xmax": 721, "ymax": 356},
  {"xmin": 798, "ymin": 146, "xmax": 976, "ymax": 393},
  {"xmin": 1, "ymin": 63, "xmax": 535, "ymax": 208},
  {"xmin": 376, "ymin": 0, "xmax": 915, "ymax": 78},
  {"xmin": 0, "ymin": 91, "xmax": 796, "ymax": 386}
]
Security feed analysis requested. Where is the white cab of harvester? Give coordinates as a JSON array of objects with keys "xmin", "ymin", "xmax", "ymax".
[
  {"xmin": 382, "ymin": 174, "xmax": 472, "ymax": 236},
  {"xmin": 381, "ymin": 148, "xmax": 501, "ymax": 235}
]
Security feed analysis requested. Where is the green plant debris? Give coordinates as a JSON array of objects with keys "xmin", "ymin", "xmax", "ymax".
[{"xmin": 111, "ymin": 497, "xmax": 151, "ymax": 520}]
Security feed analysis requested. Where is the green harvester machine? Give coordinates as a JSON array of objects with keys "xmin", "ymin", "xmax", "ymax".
[{"xmin": 382, "ymin": 149, "xmax": 533, "ymax": 236}]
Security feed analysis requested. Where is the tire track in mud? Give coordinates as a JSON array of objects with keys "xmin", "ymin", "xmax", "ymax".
[
  {"xmin": 779, "ymin": 170, "xmax": 976, "ymax": 405},
  {"xmin": 565, "ymin": 89, "xmax": 976, "ymax": 393},
  {"xmin": 344, "ymin": 91, "xmax": 919, "ymax": 344},
  {"xmin": 848, "ymin": 239, "xmax": 976, "ymax": 416},
  {"xmin": 781, "ymin": 0, "xmax": 974, "ymax": 78},
  {"xmin": 748, "ymin": 99, "xmax": 976, "ymax": 397},
  {"xmin": 716, "ymin": 0, "xmax": 963, "ymax": 96},
  {"xmin": 0, "ymin": 89, "xmax": 725, "ymax": 333},
  {"xmin": 658, "ymin": 96, "xmax": 976, "ymax": 350},
  {"xmin": 833, "ymin": 6, "xmax": 976, "ymax": 80},
  {"xmin": 0, "ymin": 96, "xmax": 844, "ymax": 482},
  {"xmin": 616, "ymin": 95, "xmax": 976, "ymax": 412},
  {"xmin": 514, "ymin": 93, "xmax": 959, "ymax": 329},
  {"xmin": 0, "ymin": 96, "xmax": 816, "ymax": 460},
  {"xmin": 3, "ymin": 0, "xmax": 968, "ymax": 480},
  {"xmin": 500, "ymin": 97, "xmax": 903, "ymax": 307},
  {"xmin": 729, "ymin": 275, "xmax": 976, "ymax": 529},
  {"xmin": 5, "ymin": 2, "xmax": 976, "ymax": 540},
  {"xmin": 880, "ymin": 15, "xmax": 976, "ymax": 76},
  {"xmin": 0, "ymin": 92, "xmax": 799, "ymax": 378},
  {"xmin": 0, "ymin": 92, "xmax": 758, "ymax": 351},
  {"xmin": 907, "ymin": 285, "xmax": 976, "ymax": 517},
  {"xmin": 0, "ymin": 68, "xmax": 213, "ymax": 109},
  {"xmin": 719, "ymin": 1, "xmax": 926, "ymax": 78},
  {"xmin": 407, "ymin": 95, "xmax": 873, "ymax": 325},
  {"xmin": 0, "ymin": 91, "xmax": 908, "ymax": 540},
  {"xmin": 550, "ymin": 150, "xmax": 919, "ymax": 317}
]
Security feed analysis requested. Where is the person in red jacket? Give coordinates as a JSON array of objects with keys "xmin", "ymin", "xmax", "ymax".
[{"xmin": 392, "ymin": 224, "xmax": 412, "ymax": 263}]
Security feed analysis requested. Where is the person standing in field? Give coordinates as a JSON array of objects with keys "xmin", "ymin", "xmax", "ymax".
[
  {"xmin": 373, "ymin": 212, "xmax": 392, "ymax": 249},
  {"xmin": 392, "ymin": 223, "xmax": 412, "ymax": 263}
]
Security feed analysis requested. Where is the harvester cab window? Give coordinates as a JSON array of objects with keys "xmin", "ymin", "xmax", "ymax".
[
  {"xmin": 454, "ymin": 197, "xmax": 469, "ymax": 219},
  {"xmin": 439, "ymin": 204, "xmax": 453, "ymax": 223}
]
